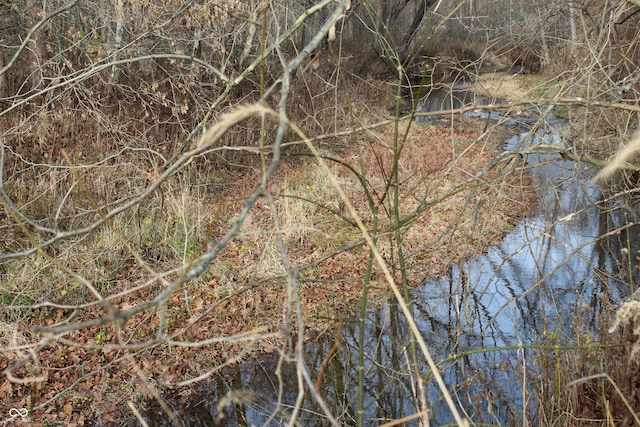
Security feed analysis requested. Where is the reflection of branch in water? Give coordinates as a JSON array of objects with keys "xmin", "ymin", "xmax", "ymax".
[
  {"xmin": 316, "ymin": 319, "xmax": 343, "ymax": 392},
  {"xmin": 215, "ymin": 389, "xmax": 260, "ymax": 427}
]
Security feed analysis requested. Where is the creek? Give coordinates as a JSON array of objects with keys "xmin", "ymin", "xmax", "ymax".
[{"xmin": 142, "ymin": 89, "xmax": 639, "ymax": 426}]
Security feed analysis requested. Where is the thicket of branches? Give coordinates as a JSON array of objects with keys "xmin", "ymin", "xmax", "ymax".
[{"xmin": 1, "ymin": 0, "xmax": 640, "ymax": 425}]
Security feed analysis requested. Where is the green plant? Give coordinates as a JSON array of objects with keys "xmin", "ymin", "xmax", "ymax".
[{"xmin": 94, "ymin": 331, "xmax": 106, "ymax": 346}]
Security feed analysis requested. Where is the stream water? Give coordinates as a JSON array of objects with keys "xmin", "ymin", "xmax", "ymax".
[{"xmin": 142, "ymin": 90, "xmax": 639, "ymax": 426}]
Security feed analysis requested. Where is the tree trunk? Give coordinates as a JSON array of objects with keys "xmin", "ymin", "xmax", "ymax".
[
  {"xmin": 111, "ymin": 0, "xmax": 126, "ymax": 84},
  {"xmin": 0, "ymin": 53, "xmax": 6, "ymax": 99}
]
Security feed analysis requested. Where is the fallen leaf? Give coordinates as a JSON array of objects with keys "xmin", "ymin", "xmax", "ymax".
[
  {"xmin": 0, "ymin": 380, "xmax": 12, "ymax": 395},
  {"xmin": 63, "ymin": 402, "xmax": 73, "ymax": 415}
]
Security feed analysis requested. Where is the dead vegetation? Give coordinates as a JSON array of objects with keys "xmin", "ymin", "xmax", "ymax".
[{"xmin": 2, "ymin": 0, "xmax": 640, "ymax": 425}]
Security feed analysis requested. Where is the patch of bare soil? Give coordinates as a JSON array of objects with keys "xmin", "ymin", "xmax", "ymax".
[
  {"xmin": 0, "ymin": 114, "xmax": 536, "ymax": 426},
  {"xmin": 462, "ymin": 71, "xmax": 547, "ymax": 102}
]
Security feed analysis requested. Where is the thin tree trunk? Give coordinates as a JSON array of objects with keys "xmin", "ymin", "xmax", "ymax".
[
  {"xmin": 0, "ymin": 54, "xmax": 6, "ymax": 99},
  {"xmin": 111, "ymin": 0, "xmax": 126, "ymax": 84}
]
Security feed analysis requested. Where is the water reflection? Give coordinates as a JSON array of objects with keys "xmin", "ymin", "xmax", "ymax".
[
  {"xmin": 415, "ymin": 89, "xmax": 482, "ymax": 124},
  {"xmin": 142, "ymin": 112, "xmax": 638, "ymax": 426}
]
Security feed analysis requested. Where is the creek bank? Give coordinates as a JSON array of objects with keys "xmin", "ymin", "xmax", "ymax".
[
  {"xmin": 141, "ymin": 82, "xmax": 639, "ymax": 425},
  {"xmin": 135, "ymin": 88, "xmax": 542, "ymax": 425}
]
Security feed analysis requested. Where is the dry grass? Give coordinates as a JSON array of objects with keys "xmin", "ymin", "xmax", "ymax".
[{"xmin": 595, "ymin": 129, "xmax": 640, "ymax": 182}]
